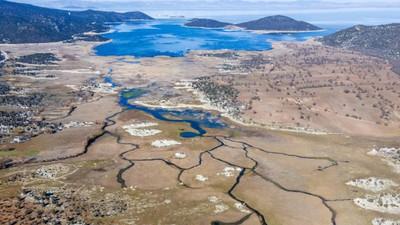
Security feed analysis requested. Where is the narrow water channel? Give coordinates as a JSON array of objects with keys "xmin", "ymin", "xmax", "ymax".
[
  {"xmin": 107, "ymin": 75, "xmax": 226, "ymax": 138},
  {"xmin": 104, "ymin": 75, "xmax": 341, "ymax": 225}
]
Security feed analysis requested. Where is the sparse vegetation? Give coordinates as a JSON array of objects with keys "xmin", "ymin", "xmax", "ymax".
[
  {"xmin": 192, "ymin": 77, "xmax": 248, "ymax": 116},
  {"xmin": 320, "ymin": 23, "xmax": 400, "ymax": 74},
  {"xmin": 16, "ymin": 53, "xmax": 61, "ymax": 65}
]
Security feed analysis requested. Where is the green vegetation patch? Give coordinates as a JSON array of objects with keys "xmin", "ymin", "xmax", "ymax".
[
  {"xmin": 122, "ymin": 89, "xmax": 146, "ymax": 99},
  {"xmin": 0, "ymin": 149, "xmax": 39, "ymax": 157}
]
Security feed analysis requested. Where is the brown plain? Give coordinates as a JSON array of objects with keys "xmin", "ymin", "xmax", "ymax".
[{"xmin": 0, "ymin": 39, "xmax": 400, "ymax": 225}]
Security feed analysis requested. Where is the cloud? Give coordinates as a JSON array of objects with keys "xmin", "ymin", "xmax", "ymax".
[{"xmin": 9, "ymin": 0, "xmax": 400, "ymax": 10}]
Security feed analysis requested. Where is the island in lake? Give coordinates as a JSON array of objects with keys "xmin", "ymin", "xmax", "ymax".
[
  {"xmin": 185, "ymin": 18, "xmax": 233, "ymax": 28},
  {"xmin": 185, "ymin": 15, "xmax": 322, "ymax": 33}
]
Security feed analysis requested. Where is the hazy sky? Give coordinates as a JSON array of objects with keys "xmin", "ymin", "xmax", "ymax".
[
  {"xmin": 11, "ymin": 0, "xmax": 400, "ymax": 9},
  {"xmin": 6, "ymin": 0, "xmax": 400, "ymax": 27},
  {"xmin": 9, "ymin": 0, "xmax": 400, "ymax": 24},
  {"xmin": 18, "ymin": 0, "xmax": 395, "ymax": 1}
]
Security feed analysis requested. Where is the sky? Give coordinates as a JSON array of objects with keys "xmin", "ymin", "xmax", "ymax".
[
  {"xmin": 8, "ymin": 0, "xmax": 400, "ymax": 26},
  {"xmin": 10, "ymin": 0, "xmax": 400, "ymax": 11}
]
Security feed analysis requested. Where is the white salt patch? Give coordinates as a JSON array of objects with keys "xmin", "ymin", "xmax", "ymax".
[
  {"xmin": 195, "ymin": 175, "xmax": 209, "ymax": 182},
  {"xmin": 151, "ymin": 140, "xmax": 181, "ymax": 147},
  {"xmin": 64, "ymin": 121, "xmax": 95, "ymax": 129},
  {"xmin": 217, "ymin": 167, "xmax": 240, "ymax": 177},
  {"xmin": 208, "ymin": 196, "xmax": 221, "ymax": 203},
  {"xmin": 123, "ymin": 122, "xmax": 161, "ymax": 137},
  {"xmin": 123, "ymin": 122, "xmax": 159, "ymax": 129},
  {"xmin": 354, "ymin": 193, "xmax": 400, "ymax": 214},
  {"xmin": 36, "ymin": 164, "xmax": 73, "ymax": 179},
  {"xmin": 66, "ymin": 83, "xmax": 117, "ymax": 94},
  {"xmin": 174, "ymin": 152, "xmax": 187, "ymax": 159},
  {"xmin": 234, "ymin": 203, "xmax": 251, "ymax": 213},
  {"xmin": 369, "ymin": 148, "xmax": 400, "ymax": 173},
  {"xmin": 214, "ymin": 204, "xmax": 229, "ymax": 213},
  {"xmin": 124, "ymin": 128, "xmax": 162, "ymax": 137},
  {"xmin": 93, "ymin": 83, "xmax": 117, "ymax": 94},
  {"xmin": 372, "ymin": 218, "xmax": 400, "ymax": 225},
  {"xmin": 347, "ymin": 177, "xmax": 398, "ymax": 192}
]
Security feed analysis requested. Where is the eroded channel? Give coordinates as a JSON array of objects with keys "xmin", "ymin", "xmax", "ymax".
[{"xmin": 94, "ymin": 75, "xmax": 347, "ymax": 225}]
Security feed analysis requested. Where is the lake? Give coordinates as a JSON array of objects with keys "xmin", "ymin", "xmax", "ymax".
[{"xmin": 95, "ymin": 19, "xmax": 335, "ymax": 58}]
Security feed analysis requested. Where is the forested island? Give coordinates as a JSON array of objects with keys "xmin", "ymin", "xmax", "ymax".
[{"xmin": 185, "ymin": 15, "xmax": 322, "ymax": 32}]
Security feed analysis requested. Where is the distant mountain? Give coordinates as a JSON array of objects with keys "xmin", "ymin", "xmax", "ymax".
[
  {"xmin": 321, "ymin": 23, "xmax": 400, "ymax": 74},
  {"xmin": 0, "ymin": 0, "xmax": 153, "ymax": 44},
  {"xmin": 236, "ymin": 15, "xmax": 321, "ymax": 32},
  {"xmin": 185, "ymin": 18, "xmax": 232, "ymax": 28},
  {"xmin": 70, "ymin": 10, "xmax": 153, "ymax": 23},
  {"xmin": 62, "ymin": 6, "xmax": 99, "ymax": 10},
  {"xmin": 184, "ymin": 15, "xmax": 321, "ymax": 32},
  {"xmin": 62, "ymin": 6, "xmax": 88, "ymax": 10}
]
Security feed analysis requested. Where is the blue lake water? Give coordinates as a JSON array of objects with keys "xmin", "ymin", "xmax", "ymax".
[
  {"xmin": 114, "ymin": 83, "xmax": 227, "ymax": 138},
  {"xmin": 98, "ymin": 18, "xmax": 338, "ymax": 136},
  {"xmin": 95, "ymin": 19, "xmax": 335, "ymax": 58}
]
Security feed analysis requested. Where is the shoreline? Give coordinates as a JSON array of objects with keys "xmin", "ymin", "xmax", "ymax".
[
  {"xmin": 184, "ymin": 24, "xmax": 325, "ymax": 34},
  {"xmin": 94, "ymin": 21, "xmax": 325, "ymax": 58},
  {"xmin": 0, "ymin": 29, "xmax": 115, "ymax": 48},
  {"xmin": 182, "ymin": 25, "xmax": 228, "ymax": 30},
  {"xmin": 247, "ymin": 29, "xmax": 325, "ymax": 34},
  {"xmin": 84, "ymin": 29, "xmax": 116, "ymax": 36},
  {"xmin": 134, "ymin": 82, "xmax": 331, "ymax": 136},
  {"xmin": 133, "ymin": 100, "xmax": 330, "ymax": 135}
]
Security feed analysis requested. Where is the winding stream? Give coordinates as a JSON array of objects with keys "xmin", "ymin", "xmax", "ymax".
[
  {"xmin": 118, "ymin": 88, "xmax": 225, "ymax": 138},
  {"xmin": 28, "ymin": 74, "xmax": 348, "ymax": 225},
  {"xmin": 100, "ymin": 76, "xmax": 347, "ymax": 225}
]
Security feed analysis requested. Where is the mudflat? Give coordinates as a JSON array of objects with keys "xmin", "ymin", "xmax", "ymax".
[{"xmin": 1, "ymin": 39, "xmax": 400, "ymax": 225}]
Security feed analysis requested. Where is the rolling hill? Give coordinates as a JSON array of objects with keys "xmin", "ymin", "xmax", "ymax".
[
  {"xmin": 0, "ymin": 0, "xmax": 153, "ymax": 44},
  {"xmin": 185, "ymin": 18, "xmax": 232, "ymax": 28},
  {"xmin": 321, "ymin": 23, "xmax": 400, "ymax": 73},
  {"xmin": 236, "ymin": 15, "xmax": 321, "ymax": 31},
  {"xmin": 321, "ymin": 23, "xmax": 400, "ymax": 60},
  {"xmin": 184, "ymin": 15, "xmax": 321, "ymax": 32}
]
